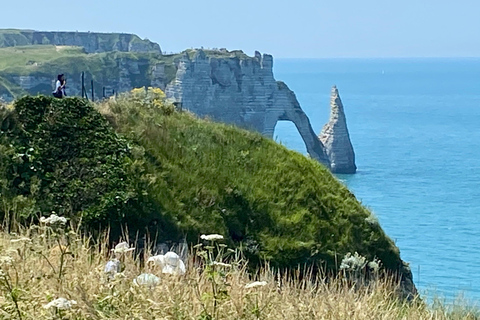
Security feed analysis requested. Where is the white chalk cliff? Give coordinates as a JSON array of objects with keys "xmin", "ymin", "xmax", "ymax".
[
  {"xmin": 165, "ymin": 50, "xmax": 332, "ymax": 167},
  {"xmin": 319, "ymin": 86, "xmax": 356, "ymax": 174}
]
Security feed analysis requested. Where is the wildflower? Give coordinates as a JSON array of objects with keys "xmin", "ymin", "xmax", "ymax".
[
  {"xmin": 43, "ymin": 298, "xmax": 77, "ymax": 310},
  {"xmin": 200, "ymin": 234, "xmax": 224, "ymax": 241},
  {"xmin": 245, "ymin": 281, "xmax": 267, "ymax": 289},
  {"xmin": 40, "ymin": 214, "xmax": 67, "ymax": 226},
  {"xmin": 10, "ymin": 237, "xmax": 31, "ymax": 243},
  {"xmin": 104, "ymin": 259, "xmax": 121, "ymax": 279},
  {"xmin": 148, "ymin": 252, "xmax": 186, "ymax": 275},
  {"xmin": 112, "ymin": 242, "xmax": 135, "ymax": 254},
  {"xmin": 368, "ymin": 258, "xmax": 381, "ymax": 273},
  {"xmin": 213, "ymin": 261, "xmax": 232, "ymax": 268},
  {"xmin": 340, "ymin": 252, "xmax": 367, "ymax": 271},
  {"xmin": 133, "ymin": 273, "xmax": 160, "ymax": 288},
  {"xmin": 147, "ymin": 254, "xmax": 165, "ymax": 266}
]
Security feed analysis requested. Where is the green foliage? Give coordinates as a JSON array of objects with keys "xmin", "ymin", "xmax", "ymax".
[
  {"xmin": 0, "ymin": 92, "xmax": 402, "ymax": 274},
  {"xmin": 100, "ymin": 89, "xmax": 402, "ymax": 272},
  {"xmin": 0, "ymin": 96, "xmax": 178, "ymax": 240}
]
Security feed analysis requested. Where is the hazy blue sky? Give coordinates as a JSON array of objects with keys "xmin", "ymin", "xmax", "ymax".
[{"xmin": 2, "ymin": 0, "xmax": 479, "ymax": 58}]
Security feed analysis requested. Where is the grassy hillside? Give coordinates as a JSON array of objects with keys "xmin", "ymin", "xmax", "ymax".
[{"xmin": 0, "ymin": 90, "xmax": 405, "ymax": 278}]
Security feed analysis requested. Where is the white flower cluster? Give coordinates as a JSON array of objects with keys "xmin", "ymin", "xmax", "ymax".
[
  {"xmin": 112, "ymin": 242, "xmax": 135, "ymax": 254},
  {"xmin": 340, "ymin": 252, "xmax": 367, "ymax": 272},
  {"xmin": 147, "ymin": 251, "xmax": 186, "ymax": 275},
  {"xmin": 104, "ymin": 259, "xmax": 122, "ymax": 279},
  {"xmin": 200, "ymin": 234, "xmax": 224, "ymax": 241},
  {"xmin": 43, "ymin": 297, "xmax": 77, "ymax": 310},
  {"xmin": 40, "ymin": 214, "xmax": 67, "ymax": 226},
  {"xmin": 133, "ymin": 273, "xmax": 160, "ymax": 288}
]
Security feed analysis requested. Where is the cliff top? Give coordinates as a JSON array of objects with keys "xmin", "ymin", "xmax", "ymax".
[{"xmin": 0, "ymin": 29, "xmax": 161, "ymax": 54}]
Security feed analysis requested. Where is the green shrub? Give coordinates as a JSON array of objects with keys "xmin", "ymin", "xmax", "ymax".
[{"xmin": 0, "ymin": 92, "xmax": 402, "ymax": 275}]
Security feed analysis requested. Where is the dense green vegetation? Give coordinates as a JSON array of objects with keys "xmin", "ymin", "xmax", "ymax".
[{"xmin": 0, "ymin": 91, "xmax": 402, "ymax": 273}]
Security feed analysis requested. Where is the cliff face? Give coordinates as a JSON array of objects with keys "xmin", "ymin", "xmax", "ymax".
[
  {"xmin": 0, "ymin": 37, "xmax": 356, "ymax": 173},
  {"xmin": 319, "ymin": 86, "xmax": 356, "ymax": 174},
  {"xmin": 165, "ymin": 50, "xmax": 330, "ymax": 166},
  {"xmin": 0, "ymin": 29, "xmax": 161, "ymax": 54}
]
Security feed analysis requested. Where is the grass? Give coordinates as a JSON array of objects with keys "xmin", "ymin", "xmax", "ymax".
[
  {"xmin": 0, "ymin": 46, "xmax": 86, "ymax": 72},
  {"xmin": 0, "ymin": 223, "xmax": 477, "ymax": 319},
  {"xmin": 0, "ymin": 92, "xmax": 403, "ymax": 275}
]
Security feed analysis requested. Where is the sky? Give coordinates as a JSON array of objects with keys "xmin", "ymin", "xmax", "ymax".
[{"xmin": 2, "ymin": 0, "xmax": 479, "ymax": 58}]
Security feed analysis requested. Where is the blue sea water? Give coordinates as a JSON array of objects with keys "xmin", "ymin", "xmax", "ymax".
[{"xmin": 273, "ymin": 58, "xmax": 480, "ymax": 303}]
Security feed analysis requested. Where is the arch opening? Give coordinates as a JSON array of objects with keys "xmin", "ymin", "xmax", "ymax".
[{"xmin": 273, "ymin": 120, "xmax": 308, "ymax": 155}]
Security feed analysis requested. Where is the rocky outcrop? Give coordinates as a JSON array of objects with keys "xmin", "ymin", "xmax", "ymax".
[
  {"xmin": 0, "ymin": 29, "xmax": 161, "ymax": 54},
  {"xmin": 165, "ymin": 50, "xmax": 330, "ymax": 167},
  {"xmin": 0, "ymin": 40, "xmax": 356, "ymax": 172},
  {"xmin": 319, "ymin": 86, "xmax": 356, "ymax": 174}
]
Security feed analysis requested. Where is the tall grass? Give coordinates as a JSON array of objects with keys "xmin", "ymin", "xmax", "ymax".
[{"xmin": 0, "ymin": 223, "xmax": 477, "ymax": 319}]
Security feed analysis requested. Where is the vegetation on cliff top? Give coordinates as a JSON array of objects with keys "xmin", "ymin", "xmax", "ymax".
[{"xmin": 0, "ymin": 90, "xmax": 403, "ymax": 274}]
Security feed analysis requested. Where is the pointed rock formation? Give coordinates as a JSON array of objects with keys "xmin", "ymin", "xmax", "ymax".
[{"xmin": 319, "ymin": 86, "xmax": 356, "ymax": 174}]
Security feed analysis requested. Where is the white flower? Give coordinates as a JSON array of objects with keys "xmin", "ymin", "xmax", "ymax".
[
  {"xmin": 104, "ymin": 259, "xmax": 121, "ymax": 278},
  {"xmin": 340, "ymin": 252, "xmax": 367, "ymax": 271},
  {"xmin": 43, "ymin": 298, "xmax": 77, "ymax": 310},
  {"xmin": 368, "ymin": 258, "xmax": 381, "ymax": 273},
  {"xmin": 147, "ymin": 254, "xmax": 165, "ymax": 266},
  {"xmin": 148, "ymin": 252, "xmax": 186, "ymax": 275},
  {"xmin": 213, "ymin": 261, "xmax": 232, "ymax": 268},
  {"xmin": 10, "ymin": 237, "xmax": 31, "ymax": 243},
  {"xmin": 245, "ymin": 281, "xmax": 267, "ymax": 289},
  {"xmin": 200, "ymin": 234, "xmax": 224, "ymax": 241},
  {"xmin": 133, "ymin": 273, "xmax": 160, "ymax": 288},
  {"xmin": 40, "ymin": 214, "xmax": 67, "ymax": 226},
  {"xmin": 112, "ymin": 242, "xmax": 135, "ymax": 254}
]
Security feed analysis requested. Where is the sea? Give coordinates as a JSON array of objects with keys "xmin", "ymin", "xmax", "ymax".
[{"xmin": 273, "ymin": 58, "xmax": 480, "ymax": 304}]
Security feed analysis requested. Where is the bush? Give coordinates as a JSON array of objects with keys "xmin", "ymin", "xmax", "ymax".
[{"xmin": 1, "ymin": 91, "xmax": 403, "ymax": 277}]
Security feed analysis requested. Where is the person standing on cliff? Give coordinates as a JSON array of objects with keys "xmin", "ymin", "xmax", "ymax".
[{"xmin": 52, "ymin": 74, "xmax": 67, "ymax": 98}]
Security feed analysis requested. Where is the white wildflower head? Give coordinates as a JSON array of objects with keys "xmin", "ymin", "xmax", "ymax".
[
  {"xmin": 340, "ymin": 252, "xmax": 367, "ymax": 272},
  {"xmin": 43, "ymin": 298, "xmax": 77, "ymax": 310},
  {"xmin": 368, "ymin": 258, "xmax": 382, "ymax": 273},
  {"xmin": 147, "ymin": 254, "xmax": 165, "ymax": 267},
  {"xmin": 157, "ymin": 252, "xmax": 186, "ymax": 275},
  {"xmin": 40, "ymin": 214, "xmax": 67, "ymax": 227},
  {"xmin": 200, "ymin": 234, "xmax": 224, "ymax": 241},
  {"xmin": 133, "ymin": 273, "xmax": 160, "ymax": 288},
  {"xmin": 213, "ymin": 261, "xmax": 232, "ymax": 268},
  {"xmin": 245, "ymin": 281, "xmax": 267, "ymax": 289},
  {"xmin": 112, "ymin": 242, "xmax": 135, "ymax": 254},
  {"xmin": 104, "ymin": 259, "xmax": 121, "ymax": 278}
]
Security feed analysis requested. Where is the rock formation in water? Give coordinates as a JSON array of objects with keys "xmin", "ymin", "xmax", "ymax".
[
  {"xmin": 0, "ymin": 29, "xmax": 161, "ymax": 54},
  {"xmin": 165, "ymin": 50, "xmax": 330, "ymax": 166},
  {"xmin": 319, "ymin": 86, "xmax": 356, "ymax": 174}
]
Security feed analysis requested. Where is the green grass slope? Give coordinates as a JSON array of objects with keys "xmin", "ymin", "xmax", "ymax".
[{"xmin": 0, "ymin": 91, "xmax": 403, "ymax": 275}]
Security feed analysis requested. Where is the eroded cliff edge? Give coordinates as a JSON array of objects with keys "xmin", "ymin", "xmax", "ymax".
[{"xmin": 165, "ymin": 50, "xmax": 330, "ymax": 166}]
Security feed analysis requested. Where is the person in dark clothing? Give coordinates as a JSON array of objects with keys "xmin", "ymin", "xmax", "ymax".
[{"xmin": 52, "ymin": 74, "xmax": 67, "ymax": 98}]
